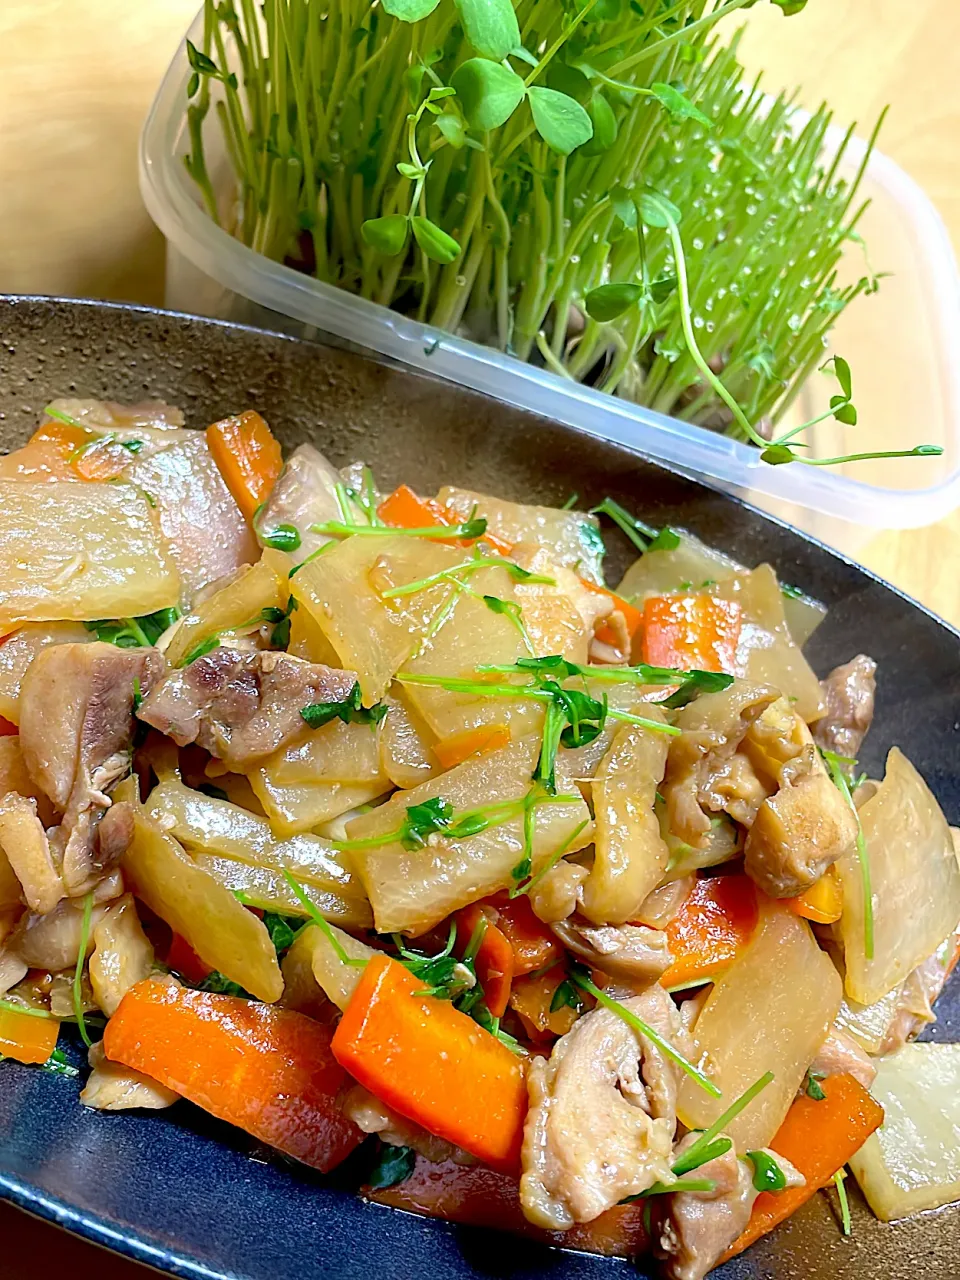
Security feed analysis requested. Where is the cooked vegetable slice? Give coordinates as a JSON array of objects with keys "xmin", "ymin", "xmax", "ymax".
[
  {"xmin": 103, "ymin": 979, "xmax": 362, "ymax": 1172},
  {"xmin": 165, "ymin": 558, "xmax": 285, "ymax": 667},
  {"xmin": 331, "ymin": 953, "xmax": 527, "ymax": 1171},
  {"xmin": 454, "ymin": 904, "xmax": 514, "ymax": 1017},
  {"xmin": 248, "ymin": 773, "xmax": 388, "ymax": 837},
  {"xmin": 848, "ymin": 1042, "xmax": 960, "ymax": 1220},
  {"xmin": 641, "ymin": 595, "xmax": 741, "ymax": 674},
  {"xmin": 119, "ymin": 801, "xmax": 282, "ymax": 1003},
  {"xmin": 723, "ymin": 1072, "xmax": 884, "ymax": 1260},
  {"xmin": 434, "ymin": 723, "xmax": 512, "ymax": 771},
  {"xmin": 346, "ymin": 737, "xmax": 591, "ymax": 935},
  {"xmin": 662, "ymin": 875, "xmax": 759, "ymax": 989},
  {"xmin": 709, "ymin": 566, "xmax": 825, "ymax": 722},
  {"xmin": 580, "ymin": 714, "xmax": 670, "ymax": 925},
  {"xmin": 438, "ymin": 487, "xmax": 604, "ymax": 584},
  {"xmin": 488, "ymin": 892, "xmax": 564, "ymax": 975},
  {"xmin": 616, "ymin": 531, "xmax": 742, "ymax": 604},
  {"xmin": 206, "ymin": 410, "xmax": 283, "ymax": 519},
  {"xmin": 837, "ymin": 747, "xmax": 960, "ymax": 1005},
  {"xmin": 786, "ymin": 866, "xmax": 843, "ymax": 924},
  {"xmin": 0, "ymin": 481, "xmax": 179, "ymax": 627},
  {"xmin": 0, "ymin": 1004, "xmax": 60, "ymax": 1064},
  {"xmin": 378, "ymin": 689, "xmax": 441, "ymax": 788},
  {"xmin": 677, "ymin": 905, "xmax": 842, "ymax": 1149},
  {"xmin": 145, "ymin": 779, "xmax": 371, "ymax": 927},
  {"xmin": 281, "ymin": 921, "xmax": 373, "ymax": 1014}
]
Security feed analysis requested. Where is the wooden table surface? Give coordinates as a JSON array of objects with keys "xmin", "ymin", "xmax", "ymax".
[{"xmin": 1, "ymin": 0, "xmax": 959, "ymax": 1272}]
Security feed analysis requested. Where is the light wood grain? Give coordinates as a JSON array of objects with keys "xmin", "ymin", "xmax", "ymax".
[{"xmin": 0, "ymin": 3, "xmax": 958, "ymax": 1267}]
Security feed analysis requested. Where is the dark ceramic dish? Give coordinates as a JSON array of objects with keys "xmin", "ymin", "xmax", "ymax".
[{"xmin": 0, "ymin": 296, "xmax": 957, "ymax": 1280}]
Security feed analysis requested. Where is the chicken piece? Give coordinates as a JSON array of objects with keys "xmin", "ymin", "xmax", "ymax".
[
  {"xmin": 663, "ymin": 682, "xmax": 778, "ymax": 849},
  {"xmin": 343, "ymin": 1084, "xmax": 476, "ymax": 1167},
  {"xmin": 812, "ymin": 655, "xmax": 877, "ymax": 759},
  {"xmin": 137, "ymin": 647, "xmax": 358, "ymax": 769},
  {"xmin": 809, "ymin": 1025, "xmax": 877, "ymax": 1090},
  {"xmin": 551, "ymin": 919, "xmax": 671, "ymax": 989},
  {"xmin": 521, "ymin": 984, "xmax": 685, "ymax": 1229},
  {"xmin": 879, "ymin": 924, "xmax": 960, "ymax": 1054},
  {"xmin": 9, "ymin": 896, "xmax": 109, "ymax": 971},
  {"xmin": 80, "ymin": 1040, "xmax": 179, "ymax": 1112},
  {"xmin": 529, "ymin": 861, "xmax": 588, "ymax": 923},
  {"xmin": 744, "ymin": 745, "xmax": 857, "ymax": 898},
  {"xmin": 0, "ymin": 947, "xmax": 27, "ymax": 996},
  {"xmin": 89, "ymin": 893, "xmax": 154, "ymax": 1017},
  {"xmin": 0, "ymin": 792, "xmax": 64, "ymax": 914},
  {"xmin": 19, "ymin": 642, "xmax": 165, "ymax": 895},
  {"xmin": 699, "ymin": 752, "xmax": 769, "ymax": 829},
  {"xmin": 654, "ymin": 1137, "xmax": 804, "ymax": 1280}
]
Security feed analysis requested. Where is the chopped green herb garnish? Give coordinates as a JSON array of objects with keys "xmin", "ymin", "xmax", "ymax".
[
  {"xmin": 569, "ymin": 965, "xmax": 721, "ymax": 1098},
  {"xmin": 263, "ymin": 911, "xmax": 302, "ymax": 957},
  {"xmin": 834, "ymin": 1168, "xmax": 852, "ymax": 1236},
  {"xmin": 622, "ymin": 1178, "xmax": 718, "ymax": 1203},
  {"xmin": 780, "ymin": 581, "xmax": 805, "ymax": 600},
  {"xmin": 181, "ymin": 635, "xmax": 221, "ymax": 666},
  {"xmin": 260, "ymin": 522, "xmax": 302, "ymax": 552},
  {"xmin": 590, "ymin": 497, "xmax": 658, "ymax": 553},
  {"xmin": 646, "ymin": 526, "xmax": 682, "ymax": 553},
  {"xmin": 367, "ymin": 1143, "xmax": 416, "ymax": 1189},
  {"xmin": 400, "ymin": 797, "xmax": 455, "ymax": 850},
  {"xmin": 86, "ymin": 606, "xmax": 180, "ymax": 650},
  {"xmin": 396, "ymin": 922, "xmax": 471, "ymax": 1001},
  {"xmin": 470, "ymin": 1000, "xmax": 524, "ymax": 1055},
  {"xmin": 482, "ymin": 595, "xmax": 535, "ymax": 655},
  {"xmin": 311, "ymin": 517, "xmax": 487, "ymax": 541},
  {"xmin": 671, "ymin": 1072, "xmax": 775, "ymax": 1174},
  {"xmin": 561, "ymin": 492, "xmax": 579, "ymax": 511},
  {"xmin": 746, "ymin": 1150, "xmax": 787, "ymax": 1193},
  {"xmin": 301, "ymin": 681, "xmax": 389, "ymax": 729},
  {"xmin": 43, "ymin": 1048, "xmax": 80, "ymax": 1079},
  {"xmin": 199, "ymin": 971, "xmax": 251, "ymax": 998},
  {"xmin": 512, "ymin": 818, "xmax": 590, "ymax": 899},
  {"xmin": 549, "ymin": 979, "xmax": 585, "ymax": 1014},
  {"xmin": 380, "ymin": 551, "xmax": 554, "ymax": 599},
  {"xmin": 0, "ymin": 997, "xmax": 57, "ymax": 1020},
  {"xmin": 822, "ymin": 748, "xmax": 873, "ymax": 960},
  {"xmin": 72, "ymin": 890, "xmax": 95, "ymax": 1048},
  {"xmin": 804, "ymin": 1070, "xmax": 827, "ymax": 1102},
  {"xmin": 281, "ymin": 869, "xmax": 367, "ymax": 967},
  {"xmin": 132, "ymin": 677, "xmax": 143, "ymax": 713}
]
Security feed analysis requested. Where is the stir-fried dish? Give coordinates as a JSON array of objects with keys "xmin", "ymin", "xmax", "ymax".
[{"xmin": 0, "ymin": 398, "xmax": 958, "ymax": 1278}]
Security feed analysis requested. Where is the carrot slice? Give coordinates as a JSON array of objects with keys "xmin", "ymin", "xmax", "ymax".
[
  {"xmin": 579, "ymin": 580, "xmax": 643, "ymax": 648},
  {"xmin": 367, "ymin": 1154, "xmax": 650, "ymax": 1259},
  {"xmin": 433, "ymin": 723, "xmax": 512, "ymax": 771},
  {"xmin": 331, "ymin": 953, "xmax": 526, "ymax": 1171},
  {"xmin": 787, "ymin": 866, "xmax": 843, "ymax": 925},
  {"xmin": 662, "ymin": 875, "xmax": 759, "ymax": 988},
  {"xmin": 722, "ymin": 1072, "xmax": 884, "ymax": 1262},
  {"xmin": 206, "ymin": 410, "xmax": 283, "ymax": 519},
  {"xmin": 454, "ymin": 903, "xmax": 515, "ymax": 1018},
  {"xmin": 164, "ymin": 932, "xmax": 213, "ymax": 986},
  {"xmin": 378, "ymin": 484, "xmax": 514, "ymax": 555},
  {"xmin": 104, "ymin": 978, "xmax": 361, "ymax": 1172},
  {"xmin": 487, "ymin": 891, "xmax": 564, "ymax": 975},
  {"xmin": 641, "ymin": 594, "xmax": 742, "ymax": 673},
  {"xmin": 0, "ymin": 1006, "xmax": 60, "ymax": 1065},
  {"xmin": 509, "ymin": 964, "xmax": 580, "ymax": 1041}
]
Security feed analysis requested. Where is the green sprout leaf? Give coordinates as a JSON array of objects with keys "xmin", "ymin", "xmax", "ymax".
[
  {"xmin": 411, "ymin": 216, "xmax": 461, "ymax": 265},
  {"xmin": 300, "ymin": 681, "xmax": 389, "ymax": 729},
  {"xmin": 760, "ymin": 444, "xmax": 796, "ymax": 466},
  {"xmin": 746, "ymin": 1150, "xmax": 787, "ymax": 1193},
  {"xmin": 368, "ymin": 1144, "xmax": 417, "ymax": 1189},
  {"xmin": 381, "ymin": 0, "xmax": 442, "ymax": 20},
  {"xmin": 260, "ymin": 522, "xmax": 301, "ymax": 552},
  {"xmin": 527, "ymin": 87, "xmax": 594, "ymax": 155},
  {"xmin": 637, "ymin": 190, "xmax": 682, "ymax": 229},
  {"xmin": 583, "ymin": 92, "xmax": 618, "ymax": 155},
  {"xmin": 436, "ymin": 112, "xmax": 466, "ymax": 148},
  {"xmin": 584, "ymin": 282, "xmax": 643, "ymax": 323},
  {"xmin": 550, "ymin": 978, "xmax": 585, "ymax": 1013},
  {"xmin": 362, "ymin": 214, "xmax": 410, "ymax": 256},
  {"xmin": 649, "ymin": 82, "xmax": 713, "ymax": 128},
  {"xmin": 450, "ymin": 58, "xmax": 526, "ymax": 131},
  {"xmin": 454, "ymin": 0, "xmax": 521, "ymax": 62}
]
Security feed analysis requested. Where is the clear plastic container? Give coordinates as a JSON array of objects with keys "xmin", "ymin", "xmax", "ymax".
[{"xmin": 140, "ymin": 10, "xmax": 960, "ymax": 555}]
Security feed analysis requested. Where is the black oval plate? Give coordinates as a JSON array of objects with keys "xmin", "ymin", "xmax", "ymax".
[{"xmin": 0, "ymin": 296, "xmax": 957, "ymax": 1280}]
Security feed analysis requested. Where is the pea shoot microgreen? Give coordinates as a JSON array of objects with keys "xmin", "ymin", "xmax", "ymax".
[
  {"xmin": 259, "ymin": 522, "xmax": 302, "ymax": 553},
  {"xmin": 822, "ymin": 747, "xmax": 873, "ymax": 961},
  {"xmin": 367, "ymin": 1144, "xmax": 417, "ymax": 1189},
  {"xmin": 746, "ymin": 1150, "xmax": 787, "ymax": 1193},
  {"xmin": 300, "ymin": 681, "xmax": 389, "ymax": 730},
  {"xmin": 804, "ymin": 1069, "xmax": 827, "ymax": 1102},
  {"xmin": 590, "ymin": 497, "xmax": 680, "ymax": 555},
  {"xmin": 281, "ymin": 869, "xmax": 369, "ymax": 967},
  {"xmin": 72, "ymin": 890, "xmax": 95, "ymax": 1048},
  {"xmin": 311, "ymin": 517, "xmax": 487, "ymax": 542},
  {"xmin": 670, "ymin": 1071, "xmax": 776, "ymax": 1174},
  {"xmin": 549, "ymin": 978, "xmax": 585, "ymax": 1014},
  {"xmin": 834, "ymin": 1168, "xmax": 852, "ymax": 1237},
  {"xmin": 86, "ymin": 606, "xmax": 180, "ymax": 650}
]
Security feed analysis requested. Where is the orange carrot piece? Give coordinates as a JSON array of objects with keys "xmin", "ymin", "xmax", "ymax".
[
  {"xmin": 378, "ymin": 484, "xmax": 514, "ymax": 555},
  {"xmin": 104, "ymin": 979, "xmax": 361, "ymax": 1172},
  {"xmin": 787, "ymin": 866, "xmax": 843, "ymax": 925},
  {"xmin": 454, "ymin": 903, "xmax": 515, "ymax": 1018},
  {"xmin": 641, "ymin": 594, "xmax": 742, "ymax": 673},
  {"xmin": 722, "ymin": 1072, "xmax": 884, "ymax": 1262},
  {"xmin": 579, "ymin": 580, "xmax": 643, "ymax": 648},
  {"xmin": 0, "ymin": 1007, "xmax": 60, "ymax": 1065},
  {"xmin": 0, "ymin": 422, "xmax": 87, "ymax": 482},
  {"xmin": 367, "ymin": 1154, "xmax": 650, "ymax": 1258},
  {"xmin": 164, "ymin": 932, "xmax": 213, "ymax": 986},
  {"xmin": 433, "ymin": 723, "xmax": 512, "ymax": 771},
  {"xmin": 662, "ymin": 875, "xmax": 759, "ymax": 988},
  {"xmin": 206, "ymin": 410, "xmax": 283, "ymax": 519},
  {"xmin": 331, "ymin": 953, "xmax": 527, "ymax": 1170},
  {"xmin": 487, "ymin": 891, "xmax": 564, "ymax": 975}
]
